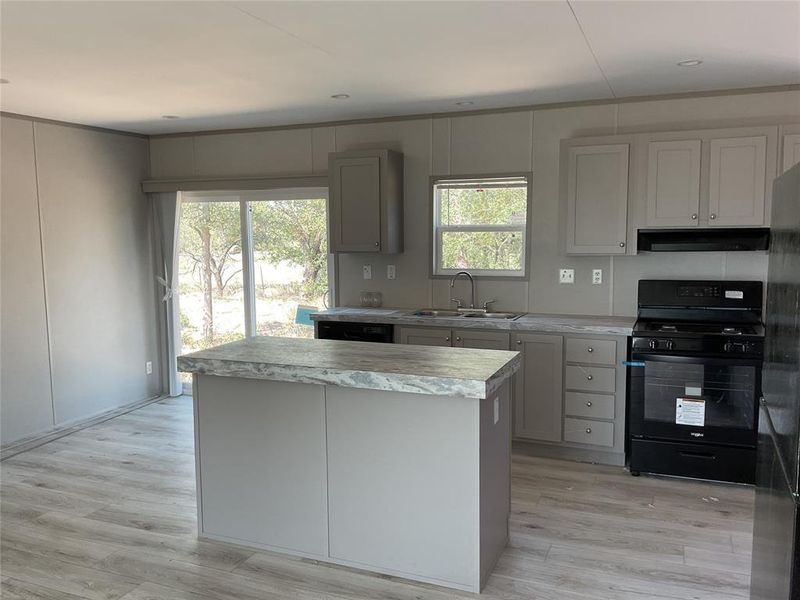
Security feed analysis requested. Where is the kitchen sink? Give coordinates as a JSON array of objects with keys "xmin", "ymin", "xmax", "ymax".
[
  {"xmin": 462, "ymin": 312, "xmax": 523, "ymax": 320},
  {"xmin": 408, "ymin": 309, "xmax": 462, "ymax": 317}
]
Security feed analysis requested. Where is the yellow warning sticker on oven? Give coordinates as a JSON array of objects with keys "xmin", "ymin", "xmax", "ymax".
[{"xmin": 676, "ymin": 398, "xmax": 705, "ymax": 427}]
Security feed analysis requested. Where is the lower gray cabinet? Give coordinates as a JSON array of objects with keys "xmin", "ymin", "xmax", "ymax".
[
  {"xmin": 453, "ymin": 329, "xmax": 509, "ymax": 350},
  {"xmin": 398, "ymin": 327, "xmax": 509, "ymax": 350},
  {"xmin": 398, "ymin": 326, "xmax": 452, "ymax": 346},
  {"xmin": 512, "ymin": 333, "xmax": 563, "ymax": 443}
]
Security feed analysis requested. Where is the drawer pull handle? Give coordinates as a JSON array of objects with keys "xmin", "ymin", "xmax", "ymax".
[
  {"xmin": 587, "ymin": 375, "xmax": 593, "ymax": 381},
  {"xmin": 445, "ymin": 337, "xmax": 450, "ymax": 342},
  {"xmin": 585, "ymin": 428, "xmax": 592, "ymax": 434},
  {"xmin": 455, "ymin": 337, "xmax": 461, "ymax": 342},
  {"xmin": 709, "ymin": 213, "xmax": 717, "ymax": 220},
  {"xmin": 586, "ymin": 401, "xmax": 593, "ymax": 407},
  {"xmin": 587, "ymin": 347, "xmax": 593, "ymax": 353},
  {"xmin": 375, "ymin": 241, "xmax": 380, "ymax": 246},
  {"xmin": 691, "ymin": 213, "xmax": 698, "ymax": 220},
  {"xmin": 516, "ymin": 340, "xmax": 522, "ymax": 345},
  {"xmin": 679, "ymin": 450, "xmax": 716, "ymax": 460}
]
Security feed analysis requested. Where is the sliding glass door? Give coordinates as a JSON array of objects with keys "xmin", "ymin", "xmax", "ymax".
[
  {"xmin": 177, "ymin": 189, "xmax": 331, "ymax": 359},
  {"xmin": 250, "ymin": 197, "xmax": 329, "ymax": 338},
  {"xmin": 177, "ymin": 200, "xmax": 245, "ymax": 354}
]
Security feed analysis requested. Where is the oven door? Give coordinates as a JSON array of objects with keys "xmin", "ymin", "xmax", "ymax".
[{"xmin": 629, "ymin": 353, "xmax": 760, "ymax": 447}]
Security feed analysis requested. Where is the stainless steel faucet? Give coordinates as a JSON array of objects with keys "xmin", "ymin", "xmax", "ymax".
[{"xmin": 450, "ymin": 271, "xmax": 476, "ymax": 309}]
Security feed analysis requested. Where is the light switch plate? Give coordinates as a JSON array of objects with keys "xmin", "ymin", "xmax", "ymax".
[
  {"xmin": 559, "ymin": 268, "xmax": 575, "ymax": 284},
  {"xmin": 592, "ymin": 269, "xmax": 603, "ymax": 285},
  {"xmin": 387, "ymin": 265, "xmax": 396, "ymax": 280},
  {"xmin": 362, "ymin": 265, "xmax": 372, "ymax": 280}
]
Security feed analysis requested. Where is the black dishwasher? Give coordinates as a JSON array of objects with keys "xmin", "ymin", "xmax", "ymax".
[{"xmin": 315, "ymin": 321, "xmax": 394, "ymax": 343}]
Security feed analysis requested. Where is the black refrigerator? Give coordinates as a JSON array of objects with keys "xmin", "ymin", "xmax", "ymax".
[{"xmin": 750, "ymin": 163, "xmax": 800, "ymax": 600}]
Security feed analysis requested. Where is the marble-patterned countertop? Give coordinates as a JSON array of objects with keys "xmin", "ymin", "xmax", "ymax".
[
  {"xmin": 177, "ymin": 336, "xmax": 520, "ymax": 400},
  {"xmin": 311, "ymin": 307, "xmax": 635, "ymax": 336}
]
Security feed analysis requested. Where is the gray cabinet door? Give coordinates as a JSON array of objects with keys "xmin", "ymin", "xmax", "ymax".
[
  {"xmin": 645, "ymin": 139, "xmax": 701, "ymax": 227},
  {"xmin": 453, "ymin": 329, "xmax": 509, "ymax": 350},
  {"xmin": 708, "ymin": 135, "xmax": 768, "ymax": 227},
  {"xmin": 512, "ymin": 333, "xmax": 563, "ymax": 442},
  {"xmin": 330, "ymin": 155, "xmax": 381, "ymax": 252},
  {"xmin": 782, "ymin": 133, "xmax": 800, "ymax": 173},
  {"xmin": 565, "ymin": 143, "xmax": 629, "ymax": 255},
  {"xmin": 398, "ymin": 326, "xmax": 452, "ymax": 347}
]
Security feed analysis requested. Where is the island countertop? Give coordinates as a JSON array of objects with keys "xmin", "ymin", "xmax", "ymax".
[{"xmin": 177, "ymin": 336, "xmax": 520, "ymax": 399}]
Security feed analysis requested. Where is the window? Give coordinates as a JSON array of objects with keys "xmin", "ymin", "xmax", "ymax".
[{"xmin": 432, "ymin": 175, "xmax": 530, "ymax": 277}]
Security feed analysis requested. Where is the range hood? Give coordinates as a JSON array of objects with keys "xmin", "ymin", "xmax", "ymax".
[{"xmin": 637, "ymin": 228, "xmax": 770, "ymax": 252}]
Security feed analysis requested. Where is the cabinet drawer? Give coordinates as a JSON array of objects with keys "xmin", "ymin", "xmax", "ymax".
[
  {"xmin": 565, "ymin": 338, "xmax": 616, "ymax": 365},
  {"xmin": 565, "ymin": 365, "xmax": 615, "ymax": 393},
  {"xmin": 565, "ymin": 392, "xmax": 615, "ymax": 420},
  {"xmin": 564, "ymin": 418, "xmax": 614, "ymax": 448}
]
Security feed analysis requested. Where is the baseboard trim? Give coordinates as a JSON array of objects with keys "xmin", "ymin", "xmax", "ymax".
[
  {"xmin": 512, "ymin": 439, "xmax": 626, "ymax": 467},
  {"xmin": 0, "ymin": 394, "xmax": 168, "ymax": 461}
]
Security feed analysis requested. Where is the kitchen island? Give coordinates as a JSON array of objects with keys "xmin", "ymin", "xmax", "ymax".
[{"xmin": 178, "ymin": 336, "xmax": 520, "ymax": 593}]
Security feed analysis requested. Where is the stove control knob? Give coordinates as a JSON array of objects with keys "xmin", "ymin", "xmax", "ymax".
[
  {"xmin": 648, "ymin": 339, "xmax": 659, "ymax": 350},
  {"xmin": 665, "ymin": 340, "xmax": 675, "ymax": 351},
  {"xmin": 724, "ymin": 342, "xmax": 732, "ymax": 353}
]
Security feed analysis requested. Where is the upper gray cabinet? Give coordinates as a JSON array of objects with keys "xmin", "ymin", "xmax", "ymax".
[
  {"xmin": 563, "ymin": 141, "xmax": 630, "ymax": 255},
  {"xmin": 328, "ymin": 149, "xmax": 403, "ymax": 253},
  {"xmin": 645, "ymin": 139, "xmax": 701, "ymax": 227},
  {"xmin": 708, "ymin": 134, "xmax": 768, "ymax": 227},
  {"xmin": 639, "ymin": 127, "xmax": 777, "ymax": 230},
  {"xmin": 782, "ymin": 132, "xmax": 800, "ymax": 173}
]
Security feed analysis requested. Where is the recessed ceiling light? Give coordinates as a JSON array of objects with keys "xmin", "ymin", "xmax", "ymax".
[
  {"xmin": 330, "ymin": 94, "xmax": 350, "ymax": 100},
  {"xmin": 0, "ymin": 79, "xmax": 9, "ymax": 84},
  {"xmin": 677, "ymin": 59, "xmax": 703, "ymax": 67},
  {"xmin": 455, "ymin": 101, "xmax": 474, "ymax": 106},
  {"xmin": 161, "ymin": 115, "xmax": 180, "ymax": 119}
]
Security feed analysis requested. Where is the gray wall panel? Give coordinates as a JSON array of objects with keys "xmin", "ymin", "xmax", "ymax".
[
  {"xmin": 33, "ymin": 122, "xmax": 159, "ymax": 426},
  {"xmin": 0, "ymin": 116, "xmax": 54, "ymax": 443}
]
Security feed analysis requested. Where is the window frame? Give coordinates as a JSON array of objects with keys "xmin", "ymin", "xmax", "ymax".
[{"xmin": 429, "ymin": 172, "xmax": 533, "ymax": 280}]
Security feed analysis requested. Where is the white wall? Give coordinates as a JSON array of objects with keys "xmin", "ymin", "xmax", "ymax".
[
  {"xmin": 148, "ymin": 89, "xmax": 800, "ymax": 316},
  {"xmin": 0, "ymin": 114, "xmax": 161, "ymax": 444}
]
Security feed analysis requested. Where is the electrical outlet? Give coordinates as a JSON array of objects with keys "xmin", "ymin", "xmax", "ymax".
[
  {"xmin": 559, "ymin": 268, "xmax": 575, "ymax": 284},
  {"xmin": 146, "ymin": 361, "xmax": 153, "ymax": 375},
  {"xmin": 387, "ymin": 265, "xmax": 396, "ymax": 280},
  {"xmin": 362, "ymin": 264, "xmax": 372, "ymax": 280},
  {"xmin": 592, "ymin": 269, "xmax": 603, "ymax": 285}
]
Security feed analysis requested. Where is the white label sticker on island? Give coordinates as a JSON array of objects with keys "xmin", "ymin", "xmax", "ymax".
[{"xmin": 676, "ymin": 397, "xmax": 705, "ymax": 427}]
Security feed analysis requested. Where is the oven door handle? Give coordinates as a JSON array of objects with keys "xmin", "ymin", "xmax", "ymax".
[{"xmin": 630, "ymin": 352, "xmax": 762, "ymax": 367}]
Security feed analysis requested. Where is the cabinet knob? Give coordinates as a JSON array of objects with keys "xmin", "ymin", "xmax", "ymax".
[
  {"xmin": 619, "ymin": 242, "xmax": 625, "ymax": 248},
  {"xmin": 691, "ymin": 213, "xmax": 698, "ymax": 220},
  {"xmin": 374, "ymin": 241, "xmax": 380, "ymax": 246},
  {"xmin": 516, "ymin": 340, "xmax": 522, "ymax": 345},
  {"xmin": 455, "ymin": 337, "xmax": 461, "ymax": 342},
  {"xmin": 445, "ymin": 337, "xmax": 450, "ymax": 342},
  {"xmin": 585, "ymin": 428, "xmax": 592, "ymax": 434},
  {"xmin": 709, "ymin": 213, "xmax": 717, "ymax": 220},
  {"xmin": 587, "ymin": 374, "xmax": 593, "ymax": 381},
  {"xmin": 586, "ymin": 401, "xmax": 593, "ymax": 407},
  {"xmin": 587, "ymin": 347, "xmax": 593, "ymax": 353}
]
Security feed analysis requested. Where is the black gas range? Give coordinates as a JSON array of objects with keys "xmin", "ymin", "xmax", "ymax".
[{"xmin": 628, "ymin": 280, "xmax": 764, "ymax": 484}]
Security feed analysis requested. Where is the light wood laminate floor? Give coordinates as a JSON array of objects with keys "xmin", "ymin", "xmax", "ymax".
[{"xmin": 0, "ymin": 395, "xmax": 754, "ymax": 600}]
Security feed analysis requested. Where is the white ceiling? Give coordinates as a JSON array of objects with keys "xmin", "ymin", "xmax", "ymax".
[{"xmin": 1, "ymin": 1, "xmax": 798, "ymax": 135}]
